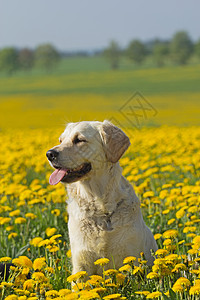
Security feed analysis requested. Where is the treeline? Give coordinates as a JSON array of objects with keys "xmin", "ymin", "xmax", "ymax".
[
  {"xmin": 104, "ymin": 31, "xmax": 200, "ymax": 69},
  {"xmin": 1, "ymin": 31, "xmax": 200, "ymax": 75},
  {"xmin": 0, "ymin": 44, "xmax": 60, "ymax": 75}
]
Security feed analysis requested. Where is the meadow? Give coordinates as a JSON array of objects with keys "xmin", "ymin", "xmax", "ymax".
[{"xmin": 0, "ymin": 58, "xmax": 200, "ymax": 299}]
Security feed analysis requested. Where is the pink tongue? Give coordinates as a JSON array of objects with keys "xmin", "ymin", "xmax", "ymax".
[{"xmin": 49, "ymin": 169, "xmax": 67, "ymax": 185}]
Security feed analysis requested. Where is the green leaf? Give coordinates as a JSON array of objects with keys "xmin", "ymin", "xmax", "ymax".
[
  {"xmin": 169, "ymin": 288, "xmax": 177, "ymax": 300},
  {"xmin": 15, "ymin": 244, "xmax": 30, "ymax": 257}
]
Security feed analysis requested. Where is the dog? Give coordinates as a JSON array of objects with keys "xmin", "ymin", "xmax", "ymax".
[{"xmin": 46, "ymin": 120, "xmax": 158, "ymax": 275}]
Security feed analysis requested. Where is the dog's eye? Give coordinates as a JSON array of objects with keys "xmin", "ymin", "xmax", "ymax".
[{"xmin": 73, "ymin": 136, "xmax": 87, "ymax": 144}]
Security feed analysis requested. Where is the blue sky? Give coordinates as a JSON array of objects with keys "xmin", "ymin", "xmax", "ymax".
[{"xmin": 1, "ymin": 0, "xmax": 199, "ymax": 51}]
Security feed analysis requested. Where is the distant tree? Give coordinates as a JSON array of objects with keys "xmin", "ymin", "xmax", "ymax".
[
  {"xmin": 103, "ymin": 40, "xmax": 121, "ymax": 70},
  {"xmin": 0, "ymin": 47, "xmax": 19, "ymax": 75},
  {"xmin": 126, "ymin": 40, "xmax": 146, "ymax": 64},
  {"xmin": 194, "ymin": 39, "xmax": 200, "ymax": 59},
  {"xmin": 170, "ymin": 31, "xmax": 193, "ymax": 65},
  {"xmin": 18, "ymin": 48, "xmax": 34, "ymax": 71},
  {"xmin": 34, "ymin": 44, "xmax": 60, "ymax": 72},
  {"xmin": 153, "ymin": 42, "xmax": 169, "ymax": 67}
]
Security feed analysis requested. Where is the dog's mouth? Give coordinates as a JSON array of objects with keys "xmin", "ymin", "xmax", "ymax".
[{"xmin": 49, "ymin": 163, "xmax": 92, "ymax": 185}]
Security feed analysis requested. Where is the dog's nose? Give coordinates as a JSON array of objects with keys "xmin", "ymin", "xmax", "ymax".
[{"xmin": 46, "ymin": 149, "xmax": 59, "ymax": 162}]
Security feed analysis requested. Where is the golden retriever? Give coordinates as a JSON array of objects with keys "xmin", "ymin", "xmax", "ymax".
[{"xmin": 46, "ymin": 120, "xmax": 158, "ymax": 275}]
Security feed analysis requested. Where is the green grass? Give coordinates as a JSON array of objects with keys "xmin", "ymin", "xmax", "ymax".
[{"xmin": 0, "ymin": 56, "xmax": 200, "ymax": 97}]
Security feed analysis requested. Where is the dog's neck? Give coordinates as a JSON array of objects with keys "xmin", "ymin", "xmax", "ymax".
[{"xmin": 66, "ymin": 162, "xmax": 125, "ymax": 213}]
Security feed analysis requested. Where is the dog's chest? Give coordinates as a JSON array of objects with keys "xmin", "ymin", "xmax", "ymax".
[{"xmin": 67, "ymin": 197, "xmax": 135, "ymax": 248}]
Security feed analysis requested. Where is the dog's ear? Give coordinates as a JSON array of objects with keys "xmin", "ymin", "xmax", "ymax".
[{"xmin": 100, "ymin": 120, "xmax": 130, "ymax": 163}]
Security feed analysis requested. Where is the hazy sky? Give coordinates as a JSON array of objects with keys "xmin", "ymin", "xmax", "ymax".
[{"xmin": 1, "ymin": 0, "xmax": 199, "ymax": 51}]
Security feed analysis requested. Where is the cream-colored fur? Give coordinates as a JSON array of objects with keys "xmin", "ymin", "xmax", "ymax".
[{"xmin": 48, "ymin": 120, "xmax": 158, "ymax": 275}]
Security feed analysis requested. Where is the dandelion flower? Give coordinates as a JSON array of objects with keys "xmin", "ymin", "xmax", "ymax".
[
  {"xmin": 51, "ymin": 209, "xmax": 60, "ymax": 216},
  {"xmin": 4, "ymin": 295, "xmax": 18, "ymax": 300},
  {"xmin": 146, "ymin": 291, "xmax": 162, "ymax": 299},
  {"xmin": 32, "ymin": 272, "xmax": 46, "ymax": 282},
  {"xmin": 46, "ymin": 227, "xmax": 57, "ymax": 237},
  {"xmin": 14, "ymin": 217, "xmax": 26, "ymax": 224},
  {"xmin": 146, "ymin": 272, "xmax": 159, "ymax": 279},
  {"xmin": 67, "ymin": 271, "xmax": 88, "ymax": 283},
  {"xmin": 154, "ymin": 233, "xmax": 162, "ymax": 240},
  {"xmin": 33, "ymin": 257, "xmax": 46, "ymax": 270},
  {"xmin": 0, "ymin": 256, "xmax": 12, "ymax": 263},
  {"xmin": 174, "ymin": 277, "xmax": 191, "ymax": 287},
  {"xmin": 190, "ymin": 285, "xmax": 200, "ymax": 295},
  {"xmin": 94, "ymin": 258, "xmax": 110, "ymax": 266},
  {"xmin": 123, "ymin": 256, "xmax": 136, "ymax": 264},
  {"xmin": 12, "ymin": 256, "xmax": 32, "ymax": 268},
  {"xmin": 8, "ymin": 232, "xmax": 18, "ymax": 239},
  {"xmin": 30, "ymin": 237, "xmax": 43, "ymax": 247},
  {"xmin": 163, "ymin": 229, "xmax": 178, "ymax": 239},
  {"xmin": 103, "ymin": 293, "xmax": 121, "ymax": 299}
]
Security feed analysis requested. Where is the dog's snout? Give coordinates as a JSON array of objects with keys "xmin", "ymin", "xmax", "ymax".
[{"xmin": 46, "ymin": 149, "xmax": 59, "ymax": 162}]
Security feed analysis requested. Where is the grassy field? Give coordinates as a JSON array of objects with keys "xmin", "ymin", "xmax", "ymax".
[
  {"xmin": 0, "ymin": 58, "xmax": 200, "ymax": 299},
  {"xmin": 0, "ymin": 56, "xmax": 200, "ymax": 129}
]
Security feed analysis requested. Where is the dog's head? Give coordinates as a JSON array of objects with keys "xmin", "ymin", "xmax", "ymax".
[{"xmin": 46, "ymin": 120, "xmax": 130, "ymax": 185}]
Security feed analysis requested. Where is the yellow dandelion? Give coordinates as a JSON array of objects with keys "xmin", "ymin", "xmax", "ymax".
[
  {"xmin": 33, "ymin": 257, "xmax": 46, "ymax": 270},
  {"xmin": 45, "ymin": 290, "xmax": 58, "ymax": 297},
  {"xmin": 0, "ymin": 256, "xmax": 12, "ymax": 263},
  {"xmin": 174, "ymin": 277, "xmax": 191, "ymax": 287},
  {"xmin": 118, "ymin": 264, "xmax": 131, "ymax": 273},
  {"xmin": 15, "ymin": 217, "xmax": 26, "ymax": 224},
  {"xmin": 146, "ymin": 291, "xmax": 162, "ymax": 299},
  {"xmin": 9, "ymin": 209, "xmax": 21, "ymax": 217},
  {"xmin": 38, "ymin": 239, "xmax": 51, "ymax": 247},
  {"xmin": 49, "ymin": 245, "xmax": 59, "ymax": 252},
  {"xmin": 94, "ymin": 258, "xmax": 110, "ymax": 266},
  {"xmin": 89, "ymin": 275, "xmax": 103, "ymax": 282},
  {"xmin": 132, "ymin": 266, "xmax": 143, "ymax": 275},
  {"xmin": 163, "ymin": 229, "xmax": 178, "ymax": 239},
  {"xmin": 104, "ymin": 269, "xmax": 118, "ymax": 276},
  {"xmin": 155, "ymin": 249, "xmax": 168, "ymax": 257},
  {"xmin": 103, "ymin": 294, "xmax": 121, "ymax": 299},
  {"xmin": 146, "ymin": 272, "xmax": 159, "ymax": 279},
  {"xmin": 25, "ymin": 213, "xmax": 37, "ymax": 219},
  {"xmin": 58, "ymin": 289, "xmax": 72, "ymax": 296},
  {"xmin": 12, "ymin": 256, "xmax": 32, "ymax": 268},
  {"xmin": 67, "ymin": 249, "xmax": 71, "ymax": 258},
  {"xmin": 167, "ymin": 218, "xmax": 176, "ymax": 225},
  {"xmin": 0, "ymin": 217, "xmax": 11, "ymax": 225},
  {"xmin": 67, "ymin": 271, "xmax": 88, "ymax": 283},
  {"xmin": 51, "ymin": 209, "xmax": 60, "ymax": 216},
  {"xmin": 176, "ymin": 209, "xmax": 185, "ymax": 219},
  {"xmin": 190, "ymin": 285, "xmax": 200, "ymax": 295},
  {"xmin": 163, "ymin": 239, "xmax": 172, "ymax": 246},
  {"xmin": 143, "ymin": 191, "xmax": 154, "ymax": 198},
  {"xmin": 32, "ymin": 272, "xmax": 47, "ymax": 282},
  {"xmin": 46, "ymin": 227, "xmax": 57, "ymax": 237},
  {"xmin": 23, "ymin": 279, "xmax": 35, "ymax": 290},
  {"xmin": 154, "ymin": 233, "xmax": 162, "ymax": 240},
  {"xmin": 30, "ymin": 237, "xmax": 43, "ymax": 247},
  {"xmin": 5, "ymin": 225, "xmax": 14, "ymax": 231},
  {"xmin": 8, "ymin": 232, "xmax": 18, "ymax": 239},
  {"xmin": 172, "ymin": 284, "xmax": 184, "ymax": 293},
  {"xmin": 172, "ymin": 263, "xmax": 187, "ymax": 272},
  {"xmin": 4, "ymin": 295, "xmax": 18, "ymax": 300},
  {"xmin": 123, "ymin": 256, "xmax": 136, "ymax": 264},
  {"xmin": 49, "ymin": 234, "xmax": 62, "ymax": 242}
]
